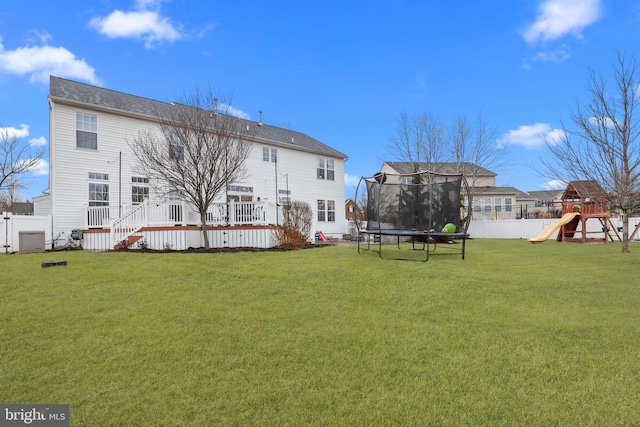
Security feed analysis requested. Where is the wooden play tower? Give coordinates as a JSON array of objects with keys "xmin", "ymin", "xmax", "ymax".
[{"xmin": 557, "ymin": 180, "xmax": 620, "ymax": 243}]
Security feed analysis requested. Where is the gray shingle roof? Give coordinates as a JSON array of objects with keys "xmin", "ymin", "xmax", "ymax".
[
  {"xmin": 384, "ymin": 161, "xmax": 496, "ymax": 176},
  {"xmin": 49, "ymin": 76, "xmax": 347, "ymax": 159},
  {"xmin": 526, "ymin": 190, "xmax": 563, "ymax": 200},
  {"xmin": 474, "ymin": 186, "xmax": 529, "ymax": 198}
]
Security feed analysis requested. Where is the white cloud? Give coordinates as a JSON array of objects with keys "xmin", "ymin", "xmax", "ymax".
[
  {"xmin": 25, "ymin": 30, "xmax": 52, "ymax": 45},
  {"xmin": 2, "ymin": 125, "xmax": 47, "ymax": 148},
  {"xmin": 497, "ymin": 123, "xmax": 565, "ymax": 149},
  {"xmin": 0, "ymin": 36, "xmax": 99, "ymax": 84},
  {"xmin": 135, "ymin": 0, "xmax": 163, "ymax": 10},
  {"xmin": 218, "ymin": 103, "xmax": 250, "ymax": 120},
  {"xmin": 344, "ymin": 173, "xmax": 361, "ymax": 189},
  {"xmin": 90, "ymin": 2, "xmax": 183, "ymax": 48},
  {"xmin": 540, "ymin": 179, "xmax": 566, "ymax": 190},
  {"xmin": 30, "ymin": 158, "xmax": 49, "ymax": 176},
  {"xmin": 532, "ymin": 47, "xmax": 570, "ymax": 63},
  {"xmin": 1, "ymin": 124, "xmax": 30, "ymax": 139},
  {"xmin": 29, "ymin": 136, "xmax": 48, "ymax": 147},
  {"xmin": 16, "ymin": 158, "xmax": 48, "ymax": 177},
  {"xmin": 523, "ymin": 0, "xmax": 601, "ymax": 44},
  {"xmin": 589, "ymin": 116, "xmax": 616, "ymax": 128}
]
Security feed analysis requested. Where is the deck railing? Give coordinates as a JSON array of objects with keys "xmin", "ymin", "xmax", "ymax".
[{"xmin": 86, "ymin": 200, "xmax": 278, "ymax": 229}]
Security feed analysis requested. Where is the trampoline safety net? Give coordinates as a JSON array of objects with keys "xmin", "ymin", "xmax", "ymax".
[{"xmin": 358, "ymin": 170, "xmax": 471, "ymax": 233}]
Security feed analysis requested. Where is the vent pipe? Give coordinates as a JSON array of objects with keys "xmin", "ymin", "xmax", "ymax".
[{"xmin": 259, "ymin": 110, "xmax": 263, "ymax": 126}]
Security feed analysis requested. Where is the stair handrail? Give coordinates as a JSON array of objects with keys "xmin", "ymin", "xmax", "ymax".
[{"xmin": 110, "ymin": 200, "xmax": 149, "ymax": 248}]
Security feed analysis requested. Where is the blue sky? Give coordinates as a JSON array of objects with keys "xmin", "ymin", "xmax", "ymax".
[{"xmin": 1, "ymin": 0, "xmax": 638, "ymax": 201}]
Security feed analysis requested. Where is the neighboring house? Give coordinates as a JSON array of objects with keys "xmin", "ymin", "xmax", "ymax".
[
  {"xmin": 344, "ymin": 197, "xmax": 365, "ymax": 239},
  {"xmin": 525, "ymin": 190, "xmax": 564, "ymax": 218},
  {"xmin": 380, "ymin": 162, "xmax": 496, "ymax": 187},
  {"xmin": 345, "ymin": 198, "xmax": 364, "ymax": 223},
  {"xmin": 0, "ymin": 201, "xmax": 34, "ymax": 215},
  {"xmin": 34, "ymin": 76, "xmax": 348, "ymax": 250},
  {"xmin": 474, "ymin": 187, "xmax": 533, "ymax": 220},
  {"xmin": 379, "ymin": 162, "xmax": 528, "ymax": 220}
]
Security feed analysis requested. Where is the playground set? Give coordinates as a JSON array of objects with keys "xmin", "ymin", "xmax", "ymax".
[
  {"xmin": 529, "ymin": 180, "xmax": 621, "ymax": 244},
  {"xmin": 355, "ymin": 170, "xmax": 471, "ymax": 261}
]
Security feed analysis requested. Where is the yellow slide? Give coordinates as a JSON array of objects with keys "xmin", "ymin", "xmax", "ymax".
[{"xmin": 529, "ymin": 212, "xmax": 580, "ymax": 244}]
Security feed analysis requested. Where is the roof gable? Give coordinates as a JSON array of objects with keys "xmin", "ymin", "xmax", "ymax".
[{"xmin": 562, "ymin": 180, "xmax": 606, "ymax": 201}]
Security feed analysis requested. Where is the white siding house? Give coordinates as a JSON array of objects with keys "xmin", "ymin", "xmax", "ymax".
[{"xmin": 35, "ymin": 77, "xmax": 348, "ymax": 250}]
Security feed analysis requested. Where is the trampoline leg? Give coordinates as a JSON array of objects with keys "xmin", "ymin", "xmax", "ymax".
[{"xmin": 461, "ymin": 237, "xmax": 466, "ymax": 260}]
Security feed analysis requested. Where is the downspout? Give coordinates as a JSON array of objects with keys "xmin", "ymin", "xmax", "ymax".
[
  {"xmin": 275, "ymin": 155, "xmax": 279, "ymax": 226},
  {"xmin": 48, "ymin": 97, "xmax": 55, "ymax": 249}
]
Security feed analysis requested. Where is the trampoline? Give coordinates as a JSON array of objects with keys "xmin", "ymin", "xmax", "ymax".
[{"xmin": 355, "ymin": 170, "xmax": 471, "ymax": 261}]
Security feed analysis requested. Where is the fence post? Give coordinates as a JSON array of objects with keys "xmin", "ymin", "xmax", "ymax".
[
  {"xmin": 2, "ymin": 212, "xmax": 11, "ymax": 254},
  {"xmin": 228, "ymin": 200, "xmax": 235, "ymax": 226}
]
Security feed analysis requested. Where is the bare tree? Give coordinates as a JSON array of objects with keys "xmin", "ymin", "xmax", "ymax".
[
  {"xmin": 449, "ymin": 113, "xmax": 508, "ymax": 193},
  {"xmin": 130, "ymin": 88, "xmax": 252, "ymax": 249},
  {"xmin": 387, "ymin": 111, "xmax": 444, "ymax": 173},
  {"xmin": 0, "ymin": 176, "xmax": 26, "ymax": 211},
  {"xmin": 543, "ymin": 52, "xmax": 640, "ymax": 252},
  {"xmin": 0, "ymin": 127, "xmax": 44, "ymax": 200}
]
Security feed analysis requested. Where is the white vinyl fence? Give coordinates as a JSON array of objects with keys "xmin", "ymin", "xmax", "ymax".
[
  {"xmin": 467, "ymin": 216, "xmax": 640, "ymax": 240},
  {"xmin": 0, "ymin": 212, "xmax": 52, "ymax": 253}
]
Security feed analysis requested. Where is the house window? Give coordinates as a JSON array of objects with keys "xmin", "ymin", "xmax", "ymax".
[
  {"xmin": 228, "ymin": 185, "xmax": 254, "ymax": 193},
  {"xmin": 505, "ymin": 197, "xmax": 513, "ymax": 212},
  {"xmin": 401, "ymin": 176, "xmax": 411, "ymax": 190},
  {"xmin": 317, "ymin": 158, "xmax": 335, "ymax": 180},
  {"xmin": 89, "ymin": 172, "xmax": 108, "ymax": 180},
  {"xmin": 263, "ymin": 147, "xmax": 277, "ymax": 162},
  {"xmin": 494, "ymin": 197, "xmax": 502, "ymax": 212},
  {"xmin": 473, "ymin": 198, "xmax": 481, "ymax": 212},
  {"xmin": 279, "ymin": 189, "xmax": 291, "ymax": 206},
  {"xmin": 317, "ymin": 200, "xmax": 326, "ymax": 221},
  {"xmin": 317, "ymin": 200, "xmax": 335, "ymax": 222},
  {"xmin": 131, "ymin": 177, "xmax": 149, "ymax": 204},
  {"xmin": 169, "ymin": 132, "xmax": 184, "ymax": 161},
  {"xmin": 317, "ymin": 158, "xmax": 325, "ymax": 179},
  {"xmin": 483, "ymin": 197, "xmax": 492, "ymax": 213},
  {"xmin": 327, "ymin": 200, "xmax": 335, "ymax": 222},
  {"xmin": 89, "ymin": 183, "xmax": 109, "ymax": 206},
  {"xmin": 76, "ymin": 112, "xmax": 97, "ymax": 149}
]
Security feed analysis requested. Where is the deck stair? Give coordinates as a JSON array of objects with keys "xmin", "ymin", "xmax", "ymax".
[
  {"xmin": 111, "ymin": 201, "xmax": 148, "ymax": 249},
  {"xmin": 114, "ymin": 234, "xmax": 144, "ymax": 250}
]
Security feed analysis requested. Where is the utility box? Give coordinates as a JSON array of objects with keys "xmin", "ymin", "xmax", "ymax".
[{"xmin": 19, "ymin": 231, "xmax": 46, "ymax": 253}]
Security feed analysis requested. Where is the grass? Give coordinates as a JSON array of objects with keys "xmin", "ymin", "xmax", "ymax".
[{"xmin": 2, "ymin": 240, "xmax": 640, "ymax": 426}]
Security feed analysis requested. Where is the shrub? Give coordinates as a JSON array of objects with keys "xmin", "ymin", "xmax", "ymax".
[{"xmin": 274, "ymin": 200, "xmax": 313, "ymax": 249}]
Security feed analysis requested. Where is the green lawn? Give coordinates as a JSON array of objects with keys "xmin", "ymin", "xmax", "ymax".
[{"xmin": 2, "ymin": 240, "xmax": 640, "ymax": 426}]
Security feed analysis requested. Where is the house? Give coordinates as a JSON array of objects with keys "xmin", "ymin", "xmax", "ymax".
[
  {"xmin": 34, "ymin": 76, "xmax": 348, "ymax": 250},
  {"xmin": 525, "ymin": 189, "xmax": 564, "ymax": 218},
  {"xmin": 345, "ymin": 198, "xmax": 365, "ymax": 223},
  {"xmin": 0, "ymin": 200, "xmax": 34, "ymax": 215},
  {"xmin": 379, "ymin": 162, "xmax": 528, "ymax": 220},
  {"xmin": 344, "ymin": 197, "xmax": 366, "ymax": 239}
]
